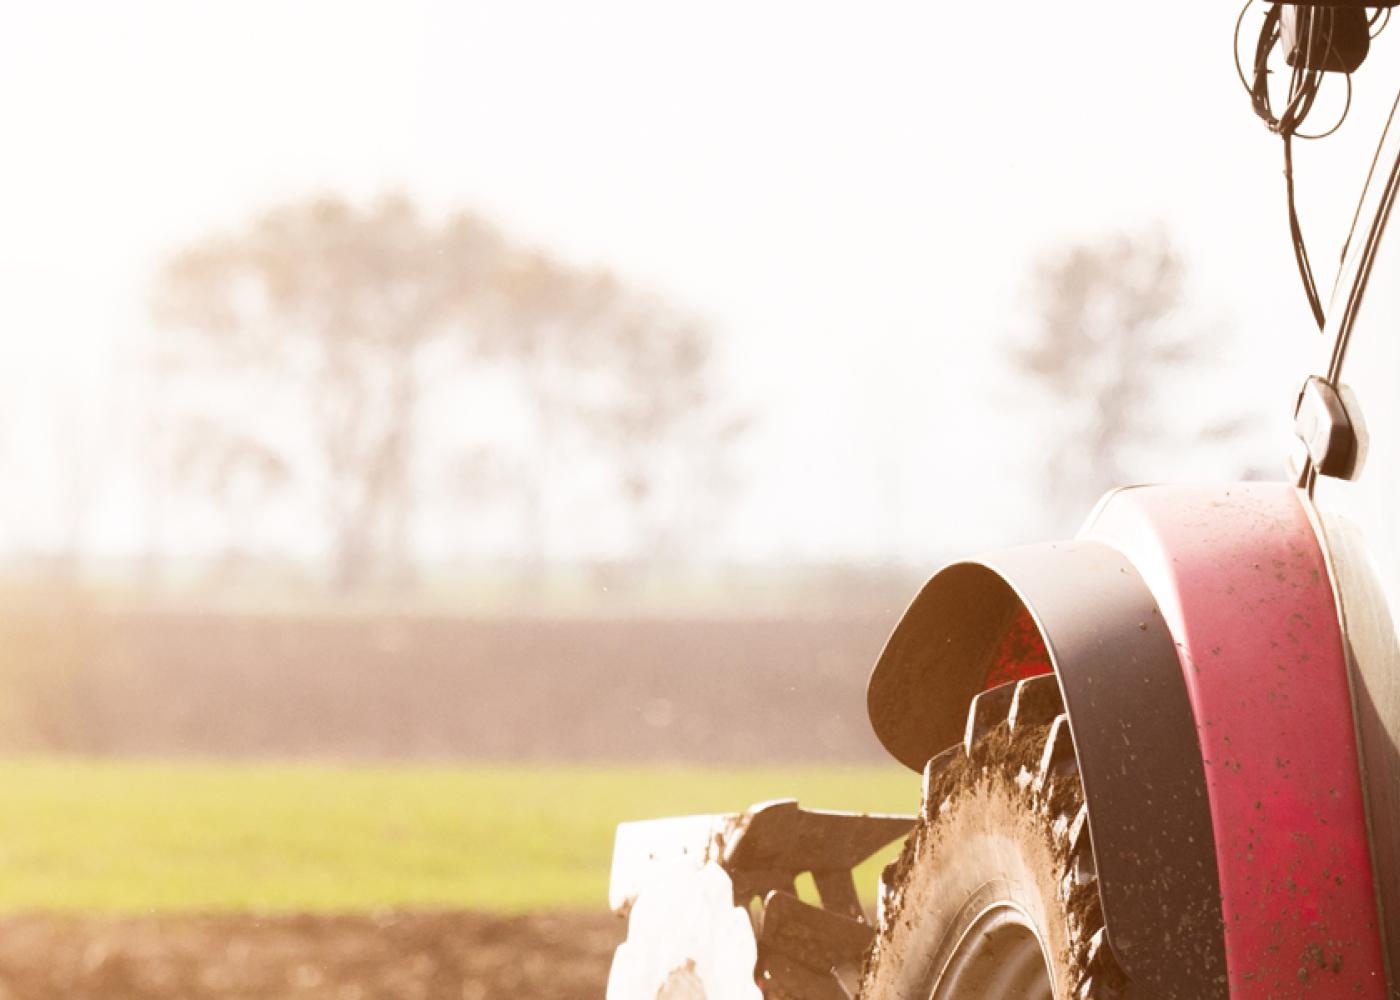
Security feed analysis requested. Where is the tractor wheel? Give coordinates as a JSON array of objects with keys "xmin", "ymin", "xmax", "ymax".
[{"xmin": 860, "ymin": 675, "xmax": 1125, "ymax": 1000}]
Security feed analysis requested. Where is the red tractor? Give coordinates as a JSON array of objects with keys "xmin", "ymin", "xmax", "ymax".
[{"xmin": 606, "ymin": 4, "xmax": 1400, "ymax": 997}]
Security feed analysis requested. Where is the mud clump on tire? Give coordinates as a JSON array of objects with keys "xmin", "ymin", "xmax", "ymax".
[
  {"xmin": 863, "ymin": 701, "xmax": 1126, "ymax": 999},
  {"xmin": 876, "ymin": 719, "xmax": 1050, "ymax": 932}
]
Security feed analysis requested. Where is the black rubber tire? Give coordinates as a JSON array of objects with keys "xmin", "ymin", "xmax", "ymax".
[{"xmin": 860, "ymin": 677, "xmax": 1124, "ymax": 1000}]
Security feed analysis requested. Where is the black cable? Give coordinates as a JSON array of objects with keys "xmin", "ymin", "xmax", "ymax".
[
  {"xmin": 1296, "ymin": 71, "xmax": 1352, "ymax": 140},
  {"xmin": 1234, "ymin": 0, "xmax": 1362, "ymax": 333},
  {"xmin": 1283, "ymin": 131, "xmax": 1327, "ymax": 329},
  {"xmin": 1234, "ymin": 0, "xmax": 1257, "ymax": 94},
  {"xmin": 1244, "ymin": 3, "xmax": 1285, "ymax": 129}
]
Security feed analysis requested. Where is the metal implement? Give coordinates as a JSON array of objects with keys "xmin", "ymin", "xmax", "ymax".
[{"xmin": 607, "ymin": 800, "xmax": 913, "ymax": 999}]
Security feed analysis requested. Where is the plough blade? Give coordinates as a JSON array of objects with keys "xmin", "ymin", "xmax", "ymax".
[
  {"xmin": 606, "ymin": 800, "xmax": 914, "ymax": 999},
  {"xmin": 756, "ymin": 890, "xmax": 872, "ymax": 999}
]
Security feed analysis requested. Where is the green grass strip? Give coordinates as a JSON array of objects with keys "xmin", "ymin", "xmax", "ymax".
[{"xmin": 0, "ymin": 759, "xmax": 918, "ymax": 914}]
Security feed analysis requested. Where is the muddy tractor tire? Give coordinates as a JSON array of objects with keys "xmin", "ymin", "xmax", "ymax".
[{"xmin": 861, "ymin": 675, "xmax": 1124, "ymax": 1000}]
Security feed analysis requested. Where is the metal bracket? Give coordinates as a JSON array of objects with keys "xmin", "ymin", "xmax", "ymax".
[{"xmin": 1294, "ymin": 375, "xmax": 1359, "ymax": 480}]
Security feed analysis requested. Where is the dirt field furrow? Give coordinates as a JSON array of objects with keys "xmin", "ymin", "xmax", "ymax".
[{"xmin": 0, "ymin": 912, "xmax": 623, "ymax": 1000}]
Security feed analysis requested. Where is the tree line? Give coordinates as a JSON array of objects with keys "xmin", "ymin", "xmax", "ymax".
[
  {"xmin": 14, "ymin": 197, "xmax": 1242, "ymax": 599},
  {"xmin": 147, "ymin": 194, "xmax": 742, "ymax": 592}
]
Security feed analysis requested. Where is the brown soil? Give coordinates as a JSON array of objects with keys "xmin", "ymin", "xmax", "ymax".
[
  {"xmin": 3, "ymin": 611, "xmax": 898, "ymax": 763},
  {"xmin": 0, "ymin": 911, "xmax": 624, "ymax": 1000}
]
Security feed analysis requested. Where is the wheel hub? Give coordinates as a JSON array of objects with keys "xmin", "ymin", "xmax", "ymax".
[{"xmin": 931, "ymin": 903, "xmax": 1054, "ymax": 1000}]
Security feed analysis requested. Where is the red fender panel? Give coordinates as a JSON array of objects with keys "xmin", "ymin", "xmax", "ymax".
[{"xmin": 1086, "ymin": 482, "xmax": 1387, "ymax": 998}]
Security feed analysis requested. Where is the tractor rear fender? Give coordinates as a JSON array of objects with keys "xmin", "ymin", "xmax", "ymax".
[{"xmin": 867, "ymin": 482, "xmax": 1387, "ymax": 1000}]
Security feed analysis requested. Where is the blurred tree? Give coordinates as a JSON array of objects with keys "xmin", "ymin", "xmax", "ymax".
[
  {"xmin": 152, "ymin": 195, "xmax": 741, "ymax": 591},
  {"xmin": 167, "ymin": 418, "xmax": 291, "ymax": 586},
  {"xmin": 154, "ymin": 195, "xmax": 505, "ymax": 591},
  {"xmin": 48, "ymin": 375, "xmax": 121, "ymax": 588},
  {"xmin": 489, "ymin": 254, "xmax": 744, "ymax": 574},
  {"xmin": 1014, "ymin": 230, "xmax": 1208, "ymax": 528}
]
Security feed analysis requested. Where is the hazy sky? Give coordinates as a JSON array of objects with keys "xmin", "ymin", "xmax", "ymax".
[{"xmin": 4, "ymin": 3, "xmax": 1399, "ymax": 566}]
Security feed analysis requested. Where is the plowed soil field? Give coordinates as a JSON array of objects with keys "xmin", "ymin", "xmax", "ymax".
[
  {"xmin": 2, "ymin": 611, "xmax": 897, "ymax": 763},
  {"xmin": 0, "ymin": 911, "xmax": 623, "ymax": 1000}
]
